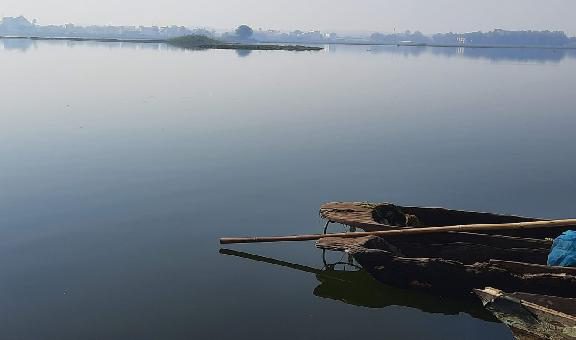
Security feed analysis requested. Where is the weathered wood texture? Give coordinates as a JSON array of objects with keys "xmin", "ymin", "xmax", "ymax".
[
  {"xmin": 356, "ymin": 250, "xmax": 576, "ymax": 297},
  {"xmin": 475, "ymin": 287, "xmax": 576, "ymax": 339},
  {"xmin": 316, "ymin": 236, "xmax": 576, "ymax": 297},
  {"xmin": 488, "ymin": 261, "xmax": 576, "ymax": 276},
  {"xmin": 317, "ymin": 232, "xmax": 551, "ymax": 251},
  {"xmin": 320, "ymin": 202, "xmax": 539, "ymax": 231},
  {"xmin": 320, "ymin": 202, "xmax": 569, "ymax": 239},
  {"xmin": 317, "ymin": 233, "xmax": 552, "ymax": 265}
]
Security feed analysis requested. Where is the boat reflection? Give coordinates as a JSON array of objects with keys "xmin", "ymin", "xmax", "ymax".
[{"xmin": 219, "ymin": 248, "xmax": 496, "ymax": 322}]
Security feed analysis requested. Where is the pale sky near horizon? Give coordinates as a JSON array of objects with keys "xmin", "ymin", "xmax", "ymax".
[{"xmin": 2, "ymin": 0, "xmax": 575, "ymax": 35}]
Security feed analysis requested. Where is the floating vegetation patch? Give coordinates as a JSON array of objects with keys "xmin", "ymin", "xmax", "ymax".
[{"xmin": 168, "ymin": 35, "xmax": 323, "ymax": 51}]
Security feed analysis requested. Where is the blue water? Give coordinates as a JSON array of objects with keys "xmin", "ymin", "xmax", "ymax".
[{"xmin": 1, "ymin": 39, "xmax": 576, "ymax": 339}]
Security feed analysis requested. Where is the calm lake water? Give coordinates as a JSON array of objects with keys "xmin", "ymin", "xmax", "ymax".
[{"xmin": 1, "ymin": 39, "xmax": 576, "ymax": 339}]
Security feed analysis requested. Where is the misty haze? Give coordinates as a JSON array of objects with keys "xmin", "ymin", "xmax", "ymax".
[{"xmin": 1, "ymin": 1, "xmax": 576, "ymax": 340}]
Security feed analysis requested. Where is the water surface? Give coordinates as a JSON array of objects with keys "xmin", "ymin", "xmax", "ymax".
[{"xmin": 1, "ymin": 40, "xmax": 576, "ymax": 339}]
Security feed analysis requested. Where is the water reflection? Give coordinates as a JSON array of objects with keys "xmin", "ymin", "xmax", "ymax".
[
  {"xmin": 0, "ymin": 38, "xmax": 175, "ymax": 52},
  {"xmin": 3, "ymin": 37, "xmax": 575, "ymax": 64},
  {"xmin": 1, "ymin": 36, "xmax": 571, "ymax": 339},
  {"xmin": 220, "ymin": 249, "xmax": 496, "ymax": 321},
  {"xmin": 1, "ymin": 38, "xmax": 36, "ymax": 52},
  {"xmin": 365, "ymin": 44, "xmax": 576, "ymax": 63},
  {"xmin": 236, "ymin": 49, "xmax": 252, "ymax": 58}
]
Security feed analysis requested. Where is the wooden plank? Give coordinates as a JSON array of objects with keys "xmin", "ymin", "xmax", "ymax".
[
  {"xmin": 488, "ymin": 260, "xmax": 576, "ymax": 275},
  {"xmin": 316, "ymin": 236, "xmax": 372, "ymax": 252}
]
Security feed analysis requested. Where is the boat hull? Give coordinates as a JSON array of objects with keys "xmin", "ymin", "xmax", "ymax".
[
  {"xmin": 317, "ymin": 236, "xmax": 576, "ymax": 297},
  {"xmin": 474, "ymin": 287, "xmax": 576, "ymax": 339},
  {"xmin": 320, "ymin": 202, "xmax": 573, "ymax": 239}
]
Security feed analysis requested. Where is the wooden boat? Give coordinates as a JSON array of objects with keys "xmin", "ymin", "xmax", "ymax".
[
  {"xmin": 316, "ymin": 202, "xmax": 576, "ymax": 297},
  {"xmin": 474, "ymin": 287, "xmax": 576, "ymax": 339},
  {"xmin": 320, "ymin": 202, "xmax": 572, "ymax": 239},
  {"xmin": 317, "ymin": 202, "xmax": 576, "ymax": 297},
  {"xmin": 316, "ymin": 234, "xmax": 576, "ymax": 297}
]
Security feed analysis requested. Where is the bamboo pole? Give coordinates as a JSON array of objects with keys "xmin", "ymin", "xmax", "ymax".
[{"xmin": 219, "ymin": 219, "xmax": 576, "ymax": 245}]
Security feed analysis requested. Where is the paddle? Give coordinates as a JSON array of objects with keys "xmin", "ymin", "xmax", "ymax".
[{"xmin": 219, "ymin": 219, "xmax": 576, "ymax": 245}]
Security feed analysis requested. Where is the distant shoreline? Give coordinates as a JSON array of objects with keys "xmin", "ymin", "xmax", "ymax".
[
  {"xmin": 281, "ymin": 40, "xmax": 576, "ymax": 49},
  {"xmin": 374, "ymin": 42, "xmax": 576, "ymax": 49},
  {"xmin": 0, "ymin": 35, "xmax": 166, "ymax": 43},
  {"xmin": 256, "ymin": 41, "xmax": 576, "ymax": 50},
  {"xmin": 2, "ymin": 35, "xmax": 575, "ymax": 50},
  {"xmin": 0, "ymin": 35, "xmax": 323, "ymax": 51}
]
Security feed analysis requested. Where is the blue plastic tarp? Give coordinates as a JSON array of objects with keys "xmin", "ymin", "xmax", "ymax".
[{"xmin": 547, "ymin": 230, "xmax": 576, "ymax": 267}]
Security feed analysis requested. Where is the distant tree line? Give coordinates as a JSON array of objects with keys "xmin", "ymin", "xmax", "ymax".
[
  {"xmin": 0, "ymin": 16, "xmax": 214, "ymax": 40},
  {"xmin": 370, "ymin": 31, "xmax": 428, "ymax": 44},
  {"xmin": 2, "ymin": 16, "xmax": 575, "ymax": 47},
  {"xmin": 370, "ymin": 29, "xmax": 574, "ymax": 47}
]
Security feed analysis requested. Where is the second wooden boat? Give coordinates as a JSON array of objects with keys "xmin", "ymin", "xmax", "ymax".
[
  {"xmin": 474, "ymin": 287, "xmax": 576, "ymax": 339},
  {"xmin": 316, "ymin": 234, "xmax": 576, "ymax": 297}
]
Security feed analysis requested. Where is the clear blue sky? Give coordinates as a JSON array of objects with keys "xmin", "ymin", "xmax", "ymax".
[{"xmin": 2, "ymin": 0, "xmax": 575, "ymax": 34}]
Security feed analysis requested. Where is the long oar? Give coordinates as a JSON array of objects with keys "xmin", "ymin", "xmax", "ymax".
[{"xmin": 219, "ymin": 218, "xmax": 576, "ymax": 245}]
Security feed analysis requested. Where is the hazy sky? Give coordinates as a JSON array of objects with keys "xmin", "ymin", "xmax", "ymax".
[{"xmin": 2, "ymin": 0, "xmax": 575, "ymax": 34}]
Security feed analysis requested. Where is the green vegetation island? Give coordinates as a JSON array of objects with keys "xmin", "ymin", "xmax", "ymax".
[{"xmin": 167, "ymin": 35, "xmax": 322, "ymax": 51}]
